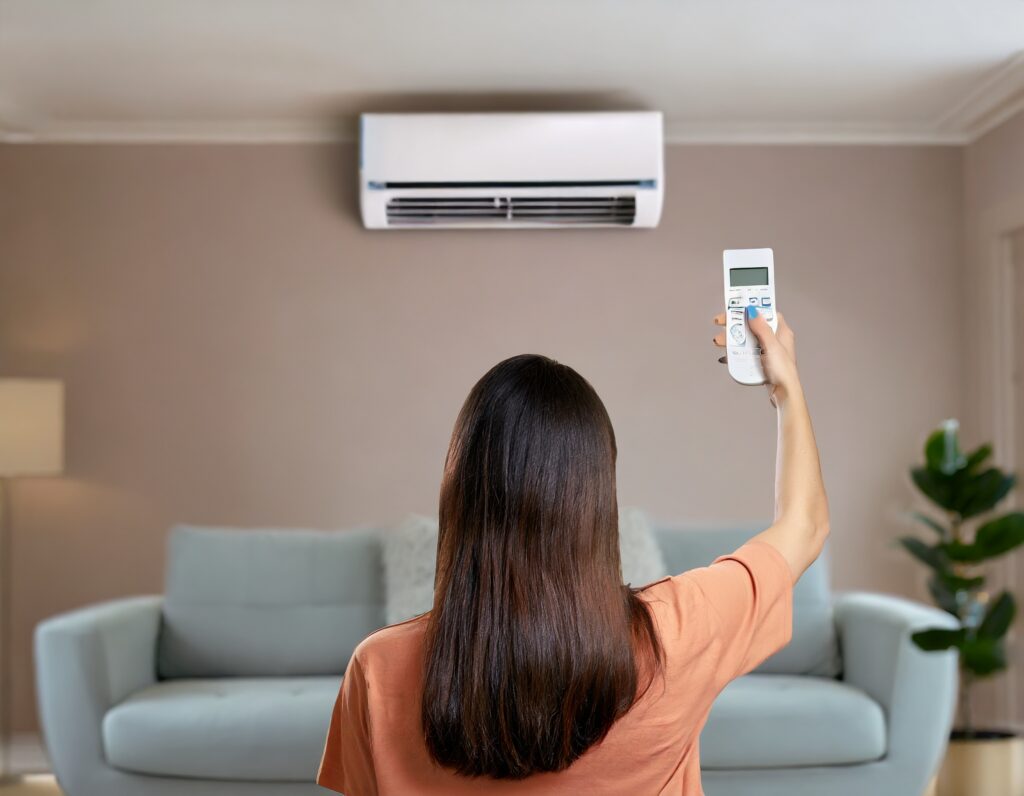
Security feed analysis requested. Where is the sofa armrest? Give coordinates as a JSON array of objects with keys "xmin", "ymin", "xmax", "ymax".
[
  {"xmin": 34, "ymin": 596, "xmax": 163, "ymax": 783},
  {"xmin": 834, "ymin": 592, "xmax": 958, "ymax": 784}
]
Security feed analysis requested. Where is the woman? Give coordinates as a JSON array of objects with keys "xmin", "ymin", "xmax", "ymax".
[{"xmin": 318, "ymin": 306, "xmax": 828, "ymax": 795}]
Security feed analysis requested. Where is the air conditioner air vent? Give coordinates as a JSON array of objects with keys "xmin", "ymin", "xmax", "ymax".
[{"xmin": 386, "ymin": 196, "xmax": 637, "ymax": 226}]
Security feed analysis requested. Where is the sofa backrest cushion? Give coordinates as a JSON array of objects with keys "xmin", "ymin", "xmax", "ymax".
[
  {"xmin": 158, "ymin": 525, "xmax": 384, "ymax": 678},
  {"xmin": 654, "ymin": 526, "xmax": 839, "ymax": 677}
]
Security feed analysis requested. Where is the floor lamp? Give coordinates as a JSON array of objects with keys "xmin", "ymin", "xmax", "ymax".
[{"xmin": 0, "ymin": 380, "xmax": 64, "ymax": 781}]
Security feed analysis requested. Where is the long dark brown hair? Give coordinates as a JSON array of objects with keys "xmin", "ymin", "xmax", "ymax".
[{"xmin": 422, "ymin": 354, "xmax": 663, "ymax": 779}]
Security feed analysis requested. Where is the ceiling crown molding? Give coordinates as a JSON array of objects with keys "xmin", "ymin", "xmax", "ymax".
[
  {"xmin": 933, "ymin": 51, "xmax": 1024, "ymax": 141},
  {"xmin": 0, "ymin": 119, "xmax": 346, "ymax": 145},
  {"xmin": 661, "ymin": 120, "xmax": 967, "ymax": 146},
  {"xmin": 0, "ymin": 117, "xmax": 976, "ymax": 147},
  {"xmin": 2, "ymin": 52, "xmax": 1023, "ymax": 146}
]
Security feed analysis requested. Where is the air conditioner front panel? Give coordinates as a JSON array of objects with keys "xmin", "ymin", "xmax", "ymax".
[
  {"xmin": 359, "ymin": 112, "xmax": 664, "ymax": 229},
  {"xmin": 361, "ymin": 112, "xmax": 662, "ymax": 184}
]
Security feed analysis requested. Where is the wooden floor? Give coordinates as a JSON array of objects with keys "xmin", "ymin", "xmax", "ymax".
[
  {"xmin": 0, "ymin": 772, "xmax": 941, "ymax": 795},
  {"xmin": 0, "ymin": 776, "xmax": 61, "ymax": 795}
]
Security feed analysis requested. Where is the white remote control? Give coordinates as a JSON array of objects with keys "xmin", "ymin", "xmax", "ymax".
[{"xmin": 723, "ymin": 248, "xmax": 777, "ymax": 385}]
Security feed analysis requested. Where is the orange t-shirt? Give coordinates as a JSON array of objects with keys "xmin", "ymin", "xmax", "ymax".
[{"xmin": 317, "ymin": 540, "xmax": 793, "ymax": 796}]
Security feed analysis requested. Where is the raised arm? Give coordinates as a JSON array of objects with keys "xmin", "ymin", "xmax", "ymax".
[{"xmin": 713, "ymin": 306, "xmax": 829, "ymax": 580}]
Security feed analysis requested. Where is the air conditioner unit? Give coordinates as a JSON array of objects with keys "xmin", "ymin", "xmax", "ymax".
[{"xmin": 359, "ymin": 112, "xmax": 663, "ymax": 229}]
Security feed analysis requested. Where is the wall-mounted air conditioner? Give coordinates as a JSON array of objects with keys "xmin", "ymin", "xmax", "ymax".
[{"xmin": 359, "ymin": 112, "xmax": 663, "ymax": 229}]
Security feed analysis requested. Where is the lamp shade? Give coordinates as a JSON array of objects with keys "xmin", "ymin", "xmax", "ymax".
[{"xmin": 0, "ymin": 379, "xmax": 64, "ymax": 477}]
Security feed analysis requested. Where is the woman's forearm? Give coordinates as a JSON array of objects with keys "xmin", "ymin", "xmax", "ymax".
[
  {"xmin": 715, "ymin": 308, "xmax": 830, "ymax": 579},
  {"xmin": 756, "ymin": 386, "xmax": 830, "ymax": 579},
  {"xmin": 775, "ymin": 388, "xmax": 829, "ymax": 533}
]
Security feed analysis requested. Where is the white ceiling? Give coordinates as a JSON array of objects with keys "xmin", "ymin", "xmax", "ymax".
[{"xmin": 2, "ymin": 0, "xmax": 1024, "ymax": 144}]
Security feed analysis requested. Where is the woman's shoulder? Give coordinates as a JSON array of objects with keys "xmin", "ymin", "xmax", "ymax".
[
  {"xmin": 351, "ymin": 613, "xmax": 430, "ymax": 672},
  {"xmin": 636, "ymin": 540, "xmax": 792, "ymax": 610},
  {"xmin": 634, "ymin": 572, "xmax": 699, "ymax": 607},
  {"xmin": 633, "ymin": 570, "xmax": 723, "ymax": 646}
]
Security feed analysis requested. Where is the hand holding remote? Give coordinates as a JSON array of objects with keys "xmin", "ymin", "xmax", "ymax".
[{"xmin": 713, "ymin": 307, "xmax": 800, "ymax": 407}]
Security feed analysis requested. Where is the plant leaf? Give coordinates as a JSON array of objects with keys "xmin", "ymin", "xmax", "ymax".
[
  {"xmin": 978, "ymin": 592, "xmax": 1016, "ymax": 640},
  {"xmin": 943, "ymin": 540, "xmax": 988, "ymax": 563},
  {"xmin": 912, "ymin": 627, "xmax": 965, "ymax": 651},
  {"xmin": 897, "ymin": 537, "xmax": 948, "ymax": 572},
  {"xmin": 911, "ymin": 467, "xmax": 957, "ymax": 513},
  {"xmin": 957, "ymin": 469, "xmax": 1016, "ymax": 519},
  {"xmin": 925, "ymin": 429, "xmax": 949, "ymax": 472},
  {"xmin": 961, "ymin": 637, "xmax": 1007, "ymax": 677},
  {"xmin": 936, "ymin": 570, "xmax": 985, "ymax": 592},
  {"xmin": 965, "ymin": 444, "xmax": 993, "ymax": 474},
  {"xmin": 973, "ymin": 512, "xmax": 1024, "ymax": 559},
  {"xmin": 912, "ymin": 512, "xmax": 949, "ymax": 538}
]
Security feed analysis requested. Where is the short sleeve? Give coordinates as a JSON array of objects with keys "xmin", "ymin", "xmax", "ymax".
[
  {"xmin": 684, "ymin": 539, "xmax": 794, "ymax": 686},
  {"xmin": 317, "ymin": 653, "xmax": 378, "ymax": 795}
]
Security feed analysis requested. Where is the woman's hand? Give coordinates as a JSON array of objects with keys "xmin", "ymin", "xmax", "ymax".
[{"xmin": 713, "ymin": 308, "xmax": 801, "ymax": 407}]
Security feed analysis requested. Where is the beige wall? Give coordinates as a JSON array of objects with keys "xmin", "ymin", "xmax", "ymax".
[
  {"xmin": 963, "ymin": 109, "xmax": 1024, "ymax": 444},
  {"xmin": 0, "ymin": 142, "xmax": 964, "ymax": 731},
  {"xmin": 961, "ymin": 109, "xmax": 1024, "ymax": 730}
]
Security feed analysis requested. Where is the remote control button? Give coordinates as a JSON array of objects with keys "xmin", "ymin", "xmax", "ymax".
[
  {"xmin": 760, "ymin": 297, "xmax": 772, "ymax": 307},
  {"xmin": 728, "ymin": 298, "xmax": 743, "ymax": 308},
  {"xmin": 729, "ymin": 323, "xmax": 745, "ymax": 345},
  {"xmin": 763, "ymin": 310, "xmax": 775, "ymax": 321},
  {"xmin": 748, "ymin": 296, "xmax": 758, "ymax": 304}
]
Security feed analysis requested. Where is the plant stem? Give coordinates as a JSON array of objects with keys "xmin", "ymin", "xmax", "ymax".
[{"xmin": 950, "ymin": 514, "xmax": 962, "ymax": 545}]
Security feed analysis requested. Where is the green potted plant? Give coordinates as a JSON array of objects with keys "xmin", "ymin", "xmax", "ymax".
[{"xmin": 900, "ymin": 419, "xmax": 1024, "ymax": 796}]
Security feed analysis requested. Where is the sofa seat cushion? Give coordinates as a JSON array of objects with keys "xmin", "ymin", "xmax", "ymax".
[
  {"xmin": 103, "ymin": 676, "xmax": 340, "ymax": 781},
  {"xmin": 701, "ymin": 675, "xmax": 886, "ymax": 769}
]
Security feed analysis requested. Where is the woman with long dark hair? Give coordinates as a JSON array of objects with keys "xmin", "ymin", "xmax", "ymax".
[{"xmin": 318, "ymin": 308, "xmax": 828, "ymax": 795}]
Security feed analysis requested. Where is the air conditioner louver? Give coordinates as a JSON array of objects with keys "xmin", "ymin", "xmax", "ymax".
[{"xmin": 386, "ymin": 195, "xmax": 637, "ymax": 226}]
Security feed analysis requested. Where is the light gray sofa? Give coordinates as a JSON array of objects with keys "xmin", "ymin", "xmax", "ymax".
[{"xmin": 35, "ymin": 524, "xmax": 958, "ymax": 796}]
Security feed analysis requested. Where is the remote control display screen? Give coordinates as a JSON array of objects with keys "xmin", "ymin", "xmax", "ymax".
[{"xmin": 730, "ymin": 267, "xmax": 769, "ymax": 287}]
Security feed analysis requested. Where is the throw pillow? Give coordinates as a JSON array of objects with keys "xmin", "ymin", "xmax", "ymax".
[
  {"xmin": 382, "ymin": 513, "xmax": 438, "ymax": 625},
  {"xmin": 618, "ymin": 506, "xmax": 669, "ymax": 587}
]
